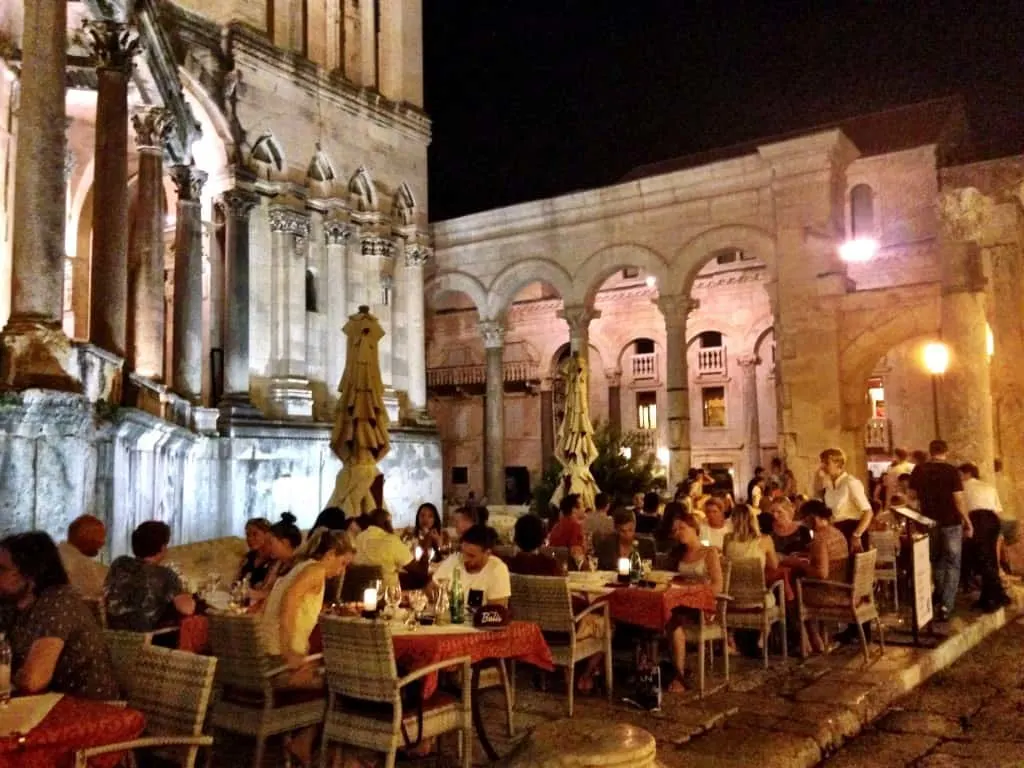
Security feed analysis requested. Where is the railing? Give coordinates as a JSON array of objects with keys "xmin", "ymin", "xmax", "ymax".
[
  {"xmin": 634, "ymin": 429, "xmax": 657, "ymax": 452},
  {"xmin": 865, "ymin": 417, "xmax": 892, "ymax": 452},
  {"xmin": 697, "ymin": 345, "xmax": 727, "ymax": 376},
  {"xmin": 427, "ymin": 360, "xmax": 539, "ymax": 387},
  {"xmin": 631, "ymin": 352, "xmax": 658, "ymax": 380}
]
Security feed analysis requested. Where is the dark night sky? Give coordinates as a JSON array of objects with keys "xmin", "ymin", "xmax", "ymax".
[{"xmin": 422, "ymin": 1, "xmax": 1024, "ymax": 222}]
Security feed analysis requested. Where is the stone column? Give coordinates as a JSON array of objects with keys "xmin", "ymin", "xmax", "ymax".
[
  {"xmin": 404, "ymin": 240, "xmax": 431, "ymax": 414},
  {"xmin": 169, "ymin": 165, "xmax": 207, "ymax": 401},
  {"xmin": 127, "ymin": 107, "xmax": 173, "ymax": 380},
  {"xmin": 608, "ymin": 371, "xmax": 622, "ymax": 433},
  {"xmin": 559, "ymin": 304, "xmax": 600, "ymax": 365},
  {"xmin": 85, "ymin": 21, "xmax": 139, "ymax": 358},
  {"xmin": 656, "ymin": 295, "xmax": 697, "ymax": 483},
  {"xmin": 938, "ymin": 240, "xmax": 995, "ymax": 469},
  {"xmin": 0, "ymin": 0, "xmax": 71, "ymax": 388},
  {"xmin": 217, "ymin": 189, "xmax": 259, "ymax": 414},
  {"xmin": 267, "ymin": 205, "xmax": 314, "ymax": 419},
  {"xmin": 540, "ymin": 378, "xmax": 554, "ymax": 469},
  {"xmin": 361, "ymin": 234, "xmax": 395, "ymax": 385},
  {"xmin": 324, "ymin": 220, "xmax": 352, "ymax": 399},
  {"xmin": 480, "ymin": 320, "xmax": 506, "ymax": 505},
  {"xmin": 737, "ymin": 355, "xmax": 761, "ymax": 491}
]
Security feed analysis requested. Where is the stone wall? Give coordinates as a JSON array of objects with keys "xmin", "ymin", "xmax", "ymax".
[{"xmin": 0, "ymin": 390, "xmax": 441, "ymax": 558}]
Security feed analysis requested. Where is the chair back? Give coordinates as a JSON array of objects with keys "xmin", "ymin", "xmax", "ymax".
[
  {"xmin": 319, "ymin": 616, "xmax": 398, "ymax": 704},
  {"xmin": 509, "ymin": 574, "xmax": 574, "ymax": 633},
  {"xmin": 124, "ymin": 645, "xmax": 217, "ymax": 738},
  {"xmin": 104, "ymin": 629, "xmax": 148, "ymax": 695},
  {"xmin": 728, "ymin": 558, "xmax": 767, "ymax": 610},
  {"xmin": 207, "ymin": 612, "xmax": 277, "ymax": 692},
  {"xmin": 339, "ymin": 564, "xmax": 384, "ymax": 603},
  {"xmin": 851, "ymin": 548, "xmax": 878, "ymax": 603},
  {"xmin": 869, "ymin": 531, "xmax": 898, "ymax": 566},
  {"xmin": 539, "ymin": 546, "xmax": 569, "ymax": 570}
]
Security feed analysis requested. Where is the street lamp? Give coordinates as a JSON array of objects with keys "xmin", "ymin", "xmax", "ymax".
[
  {"xmin": 922, "ymin": 341, "xmax": 950, "ymax": 439},
  {"xmin": 837, "ymin": 237, "xmax": 879, "ymax": 263}
]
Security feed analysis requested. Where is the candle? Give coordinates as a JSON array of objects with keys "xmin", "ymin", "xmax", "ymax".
[
  {"xmin": 617, "ymin": 557, "xmax": 630, "ymax": 576},
  {"xmin": 362, "ymin": 587, "xmax": 378, "ymax": 613},
  {"xmin": 414, "ymin": 546, "xmax": 424, "ymax": 561}
]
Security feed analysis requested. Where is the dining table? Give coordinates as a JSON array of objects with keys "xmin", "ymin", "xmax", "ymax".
[
  {"xmin": 0, "ymin": 696, "xmax": 145, "ymax": 768},
  {"xmin": 567, "ymin": 571, "xmax": 718, "ymax": 632}
]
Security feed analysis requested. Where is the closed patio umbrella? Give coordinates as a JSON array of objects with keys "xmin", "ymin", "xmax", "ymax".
[
  {"xmin": 550, "ymin": 352, "xmax": 599, "ymax": 512},
  {"xmin": 327, "ymin": 306, "xmax": 391, "ymax": 515}
]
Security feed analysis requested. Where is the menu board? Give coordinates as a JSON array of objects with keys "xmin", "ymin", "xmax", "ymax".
[{"xmin": 912, "ymin": 535, "xmax": 933, "ymax": 629}]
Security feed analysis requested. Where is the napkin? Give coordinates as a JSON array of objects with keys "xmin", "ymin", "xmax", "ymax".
[{"xmin": 0, "ymin": 693, "xmax": 63, "ymax": 738}]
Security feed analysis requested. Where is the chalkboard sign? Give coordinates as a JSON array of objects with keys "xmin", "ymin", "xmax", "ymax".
[{"xmin": 912, "ymin": 534, "xmax": 933, "ymax": 629}]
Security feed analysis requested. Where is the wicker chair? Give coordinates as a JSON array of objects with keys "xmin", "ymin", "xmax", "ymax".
[
  {"xmin": 509, "ymin": 574, "xmax": 612, "ymax": 716},
  {"xmin": 869, "ymin": 530, "xmax": 900, "ymax": 612},
  {"xmin": 797, "ymin": 548, "xmax": 885, "ymax": 663},
  {"xmin": 104, "ymin": 629, "xmax": 150, "ymax": 696},
  {"xmin": 319, "ymin": 616, "xmax": 472, "ymax": 768},
  {"xmin": 681, "ymin": 559, "xmax": 732, "ymax": 698},
  {"xmin": 74, "ymin": 645, "xmax": 216, "ymax": 768},
  {"xmin": 339, "ymin": 564, "xmax": 384, "ymax": 603},
  {"xmin": 207, "ymin": 612, "xmax": 326, "ymax": 768},
  {"xmin": 726, "ymin": 558, "xmax": 787, "ymax": 669}
]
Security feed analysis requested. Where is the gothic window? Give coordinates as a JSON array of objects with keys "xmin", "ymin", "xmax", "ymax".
[
  {"xmin": 702, "ymin": 386, "xmax": 727, "ymax": 428},
  {"xmin": 636, "ymin": 390, "xmax": 657, "ymax": 430},
  {"xmin": 850, "ymin": 184, "xmax": 875, "ymax": 238},
  {"xmin": 305, "ymin": 269, "xmax": 318, "ymax": 313},
  {"xmin": 306, "ymin": 145, "xmax": 336, "ymax": 183},
  {"xmin": 251, "ymin": 133, "xmax": 285, "ymax": 178}
]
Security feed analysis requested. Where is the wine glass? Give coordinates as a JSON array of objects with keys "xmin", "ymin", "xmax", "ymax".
[
  {"xmin": 384, "ymin": 585, "xmax": 402, "ymax": 618},
  {"xmin": 587, "ymin": 554, "xmax": 599, "ymax": 573},
  {"xmin": 572, "ymin": 549, "xmax": 585, "ymax": 572}
]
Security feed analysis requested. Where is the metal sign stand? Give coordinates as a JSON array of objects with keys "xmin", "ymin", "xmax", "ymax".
[{"xmin": 890, "ymin": 507, "xmax": 939, "ymax": 648}]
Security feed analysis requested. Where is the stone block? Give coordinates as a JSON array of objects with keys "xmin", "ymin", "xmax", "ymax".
[
  {"xmin": 819, "ymin": 730, "xmax": 939, "ymax": 768},
  {"xmin": 674, "ymin": 724, "xmax": 821, "ymax": 768},
  {"xmin": 930, "ymin": 738, "xmax": 1024, "ymax": 766}
]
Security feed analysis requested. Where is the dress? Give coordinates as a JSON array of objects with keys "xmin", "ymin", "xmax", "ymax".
[
  {"xmin": 261, "ymin": 560, "xmax": 324, "ymax": 656},
  {"xmin": 724, "ymin": 537, "xmax": 766, "ymax": 567}
]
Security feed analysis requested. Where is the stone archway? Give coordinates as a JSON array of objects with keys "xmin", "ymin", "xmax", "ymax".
[
  {"xmin": 573, "ymin": 242, "xmax": 670, "ymax": 308},
  {"xmin": 486, "ymin": 258, "xmax": 574, "ymax": 320},
  {"xmin": 671, "ymin": 223, "xmax": 778, "ymax": 297},
  {"xmin": 424, "ymin": 270, "xmax": 489, "ymax": 316}
]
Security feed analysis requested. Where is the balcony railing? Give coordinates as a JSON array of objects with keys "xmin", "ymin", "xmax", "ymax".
[
  {"xmin": 865, "ymin": 417, "xmax": 892, "ymax": 452},
  {"xmin": 631, "ymin": 352, "xmax": 658, "ymax": 380},
  {"xmin": 427, "ymin": 360, "xmax": 539, "ymax": 388},
  {"xmin": 634, "ymin": 429, "xmax": 657, "ymax": 452},
  {"xmin": 697, "ymin": 345, "xmax": 727, "ymax": 376}
]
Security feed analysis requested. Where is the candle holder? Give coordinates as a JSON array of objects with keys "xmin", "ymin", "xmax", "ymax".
[
  {"xmin": 362, "ymin": 587, "xmax": 380, "ymax": 619},
  {"xmin": 617, "ymin": 557, "xmax": 631, "ymax": 585}
]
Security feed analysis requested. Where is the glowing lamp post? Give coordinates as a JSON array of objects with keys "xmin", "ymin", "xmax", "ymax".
[{"xmin": 922, "ymin": 342, "xmax": 950, "ymax": 440}]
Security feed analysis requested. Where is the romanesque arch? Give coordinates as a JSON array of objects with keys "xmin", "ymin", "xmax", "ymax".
[
  {"xmin": 670, "ymin": 224, "xmax": 778, "ymax": 296},
  {"xmin": 573, "ymin": 243, "xmax": 671, "ymax": 307},
  {"xmin": 486, "ymin": 259, "xmax": 574, "ymax": 320},
  {"xmin": 424, "ymin": 270, "xmax": 488, "ymax": 315}
]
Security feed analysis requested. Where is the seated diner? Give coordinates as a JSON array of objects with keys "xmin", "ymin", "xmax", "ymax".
[{"xmin": 430, "ymin": 525, "xmax": 511, "ymax": 608}]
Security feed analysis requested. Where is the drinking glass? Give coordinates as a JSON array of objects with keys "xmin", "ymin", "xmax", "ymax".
[
  {"xmin": 384, "ymin": 585, "xmax": 403, "ymax": 617},
  {"xmin": 642, "ymin": 559, "xmax": 653, "ymax": 578},
  {"xmin": 587, "ymin": 554, "xmax": 599, "ymax": 573},
  {"xmin": 572, "ymin": 550, "xmax": 585, "ymax": 572}
]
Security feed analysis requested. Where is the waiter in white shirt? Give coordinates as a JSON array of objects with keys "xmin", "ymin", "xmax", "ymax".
[{"xmin": 819, "ymin": 448, "xmax": 873, "ymax": 552}]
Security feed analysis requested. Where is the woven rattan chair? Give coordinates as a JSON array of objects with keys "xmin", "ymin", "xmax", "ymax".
[
  {"xmin": 207, "ymin": 612, "xmax": 326, "ymax": 768},
  {"xmin": 509, "ymin": 574, "xmax": 612, "ymax": 716},
  {"xmin": 74, "ymin": 645, "xmax": 216, "ymax": 768},
  {"xmin": 339, "ymin": 564, "xmax": 384, "ymax": 603},
  {"xmin": 103, "ymin": 629, "xmax": 149, "ymax": 696},
  {"xmin": 869, "ymin": 530, "xmax": 899, "ymax": 612},
  {"xmin": 726, "ymin": 558, "xmax": 787, "ymax": 669},
  {"xmin": 681, "ymin": 559, "xmax": 732, "ymax": 698},
  {"xmin": 319, "ymin": 616, "xmax": 472, "ymax": 768},
  {"xmin": 798, "ymin": 548, "xmax": 885, "ymax": 663}
]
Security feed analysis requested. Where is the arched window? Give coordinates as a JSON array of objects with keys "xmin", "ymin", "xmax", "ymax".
[
  {"xmin": 850, "ymin": 184, "xmax": 875, "ymax": 238},
  {"xmin": 698, "ymin": 331, "xmax": 723, "ymax": 349},
  {"xmin": 305, "ymin": 269, "xmax": 318, "ymax": 313}
]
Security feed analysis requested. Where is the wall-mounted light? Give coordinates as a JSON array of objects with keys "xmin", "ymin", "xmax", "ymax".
[
  {"xmin": 837, "ymin": 237, "xmax": 878, "ymax": 263},
  {"xmin": 656, "ymin": 446, "xmax": 670, "ymax": 465}
]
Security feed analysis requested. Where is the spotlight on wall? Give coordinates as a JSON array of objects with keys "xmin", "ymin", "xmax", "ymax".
[
  {"xmin": 837, "ymin": 237, "xmax": 878, "ymax": 263},
  {"xmin": 645, "ymin": 275, "xmax": 657, "ymax": 288},
  {"xmin": 656, "ymin": 446, "xmax": 670, "ymax": 465},
  {"xmin": 922, "ymin": 342, "xmax": 950, "ymax": 376},
  {"xmin": 986, "ymin": 324, "xmax": 994, "ymax": 358},
  {"xmin": 619, "ymin": 446, "xmax": 632, "ymax": 460}
]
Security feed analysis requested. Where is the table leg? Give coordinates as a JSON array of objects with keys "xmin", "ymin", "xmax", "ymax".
[{"xmin": 470, "ymin": 662, "xmax": 500, "ymax": 762}]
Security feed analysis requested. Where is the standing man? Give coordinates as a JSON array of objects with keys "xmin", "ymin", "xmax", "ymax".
[
  {"xmin": 819, "ymin": 448, "xmax": 873, "ymax": 552},
  {"xmin": 878, "ymin": 448, "xmax": 915, "ymax": 507},
  {"xmin": 910, "ymin": 440, "xmax": 973, "ymax": 621}
]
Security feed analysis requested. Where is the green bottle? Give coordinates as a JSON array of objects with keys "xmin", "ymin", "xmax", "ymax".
[
  {"xmin": 449, "ymin": 564, "xmax": 466, "ymax": 624},
  {"xmin": 629, "ymin": 541, "xmax": 642, "ymax": 583}
]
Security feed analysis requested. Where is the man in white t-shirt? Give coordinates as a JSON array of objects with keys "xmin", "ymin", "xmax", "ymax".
[
  {"xmin": 354, "ymin": 509, "xmax": 414, "ymax": 589},
  {"xmin": 819, "ymin": 447, "xmax": 873, "ymax": 552},
  {"xmin": 880, "ymin": 448, "xmax": 915, "ymax": 507},
  {"xmin": 431, "ymin": 525, "xmax": 511, "ymax": 608}
]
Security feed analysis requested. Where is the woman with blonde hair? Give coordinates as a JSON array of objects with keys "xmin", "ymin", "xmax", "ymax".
[{"xmin": 723, "ymin": 503, "xmax": 779, "ymax": 571}]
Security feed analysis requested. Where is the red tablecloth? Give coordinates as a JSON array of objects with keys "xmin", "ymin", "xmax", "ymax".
[
  {"xmin": 0, "ymin": 697, "xmax": 145, "ymax": 768},
  {"xmin": 177, "ymin": 615, "xmax": 210, "ymax": 654},
  {"xmin": 766, "ymin": 565, "xmax": 796, "ymax": 603},
  {"xmin": 392, "ymin": 621, "xmax": 554, "ymax": 699},
  {"xmin": 606, "ymin": 583, "xmax": 717, "ymax": 632}
]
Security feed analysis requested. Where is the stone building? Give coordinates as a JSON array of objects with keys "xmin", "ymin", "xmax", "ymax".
[
  {"xmin": 426, "ymin": 99, "xmax": 1024, "ymax": 515},
  {"xmin": 0, "ymin": 0, "xmax": 439, "ymax": 554}
]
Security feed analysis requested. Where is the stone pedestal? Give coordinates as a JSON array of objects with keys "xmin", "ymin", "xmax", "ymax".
[
  {"xmin": 169, "ymin": 166, "xmax": 207, "ymax": 402},
  {"xmin": 656, "ymin": 295, "xmax": 696, "ymax": 483},
  {"xmin": 508, "ymin": 719, "xmax": 658, "ymax": 768},
  {"xmin": 481, "ymin": 320, "xmax": 506, "ymax": 504},
  {"xmin": 86, "ymin": 21, "xmax": 138, "ymax": 360},
  {"xmin": 0, "ymin": 0, "xmax": 73, "ymax": 390},
  {"xmin": 128, "ymin": 107, "xmax": 173, "ymax": 381}
]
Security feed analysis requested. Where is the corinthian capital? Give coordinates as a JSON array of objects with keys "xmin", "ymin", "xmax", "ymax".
[
  {"xmin": 131, "ymin": 106, "xmax": 174, "ymax": 153},
  {"xmin": 169, "ymin": 165, "xmax": 207, "ymax": 203},
  {"xmin": 736, "ymin": 354, "xmax": 760, "ymax": 369},
  {"xmin": 324, "ymin": 220, "xmax": 353, "ymax": 246},
  {"xmin": 405, "ymin": 244, "xmax": 432, "ymax": 268},
  {"xmin": 478, "ymin": 320, "xmax": 506, "ymax": 349},
  {"xmin": 558, "ymin": 304, "xmax": 600, "ymax": 334},
  {"xmin": 83, "ymin": 20, "xmax": 141, "ymax": 74},
  {"xmin": 268, "ymin": 207, "xmax": 310, "ymax": 238},
  {"xmin": 655, "ymin": 295, "xmax": 699, "ymax": 327},
  {"xmin": 361, "ymin": 235, "xmax": 395, "ymax": 259},
  {"xmin": 220, "ymin": 189, "xmax": 259, "ymax": 220}
]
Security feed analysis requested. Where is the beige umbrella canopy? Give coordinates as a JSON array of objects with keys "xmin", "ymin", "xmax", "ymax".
[
  {"xmin": 550, "ymin": 352, "xmax": 600, "ymax": 512},
  {"xmin": 327, "ymin": 306, "xmax": 391, "ymax": 516}
]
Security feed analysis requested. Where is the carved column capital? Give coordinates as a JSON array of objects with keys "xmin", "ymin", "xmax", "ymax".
[
  {"xmin": 131, "ymin": 106, "xmax": 174, "ymax": 153},
  {"xmin": 83, "ymin": 20, "xmax": 141, "ymax": 74},
  {"xmin": 324, "ymin": 220, "xmax": 353, "ymax": 246},
  {"xmin": 479, "ymin": 320, "xmax": 506, "ymax": 349},
  {"xmin": 558, "ymin": 304, "xmax": 600, "ymax": 333},
  {"xmin": 169, "ymin": 165, "xmax": 207, "ymax": 204},
  {"xmin": 736, "ymin": 354, "xmax": 761, "ymax": 370},
  {"xmin": 655, "ymin": 295, "xmax": 699, "ymax": 328},
  {"xmin": 405, "ymin": 244, "xmax": 432, "ymax": 268},
  {"xmin": 220, "ymin": 189, "xmax": 259, "ymax": 220},
  {"xmin": 361, "ymin": 234, "xmax": 395, "ymax": 258},
  {"xmin": 268, "ymin": 206, "xmax": 310, "ymax": 237}
]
